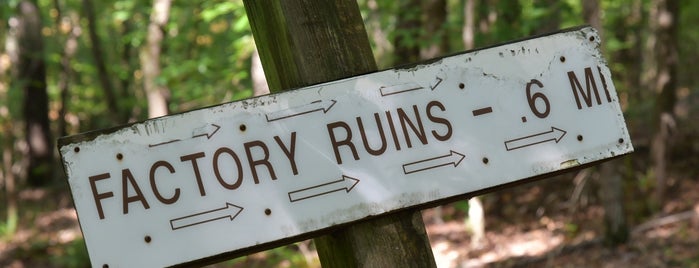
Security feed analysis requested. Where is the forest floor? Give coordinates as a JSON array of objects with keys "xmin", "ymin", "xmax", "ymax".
[
  {"xmin": 424, "ymin": 171, "xmax": 699, "ymax": 268},
  {"xmin": 0, "ymin": 161, "xmax": 698, "ymax": 267}
]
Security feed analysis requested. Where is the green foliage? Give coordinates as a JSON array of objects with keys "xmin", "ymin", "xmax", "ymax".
[
  {"xmin": 7, "ymin": 0, "xmax": 259, "ymax": 131},
  {"xmin": 226, "ymin": 243, "xmax": 319, "ymax": 268},
  {"xmin": 563, "ymin": 222, "xmax": 579, "ymax": 237},
  {"xmin": 0, "ymin": 215, "xmax": 17, "ymax": 240},
  {"xmin": 2, "ymin": 0, "xmax": 699, "ymax": 266},
  {"xmin": 49, "ymin": 238, "xmax": 91, "ymax": 268},
  {"xmin": 454, "ymin": 200, "xmax": 470, "ymax": 214},
  {"xmin": 160, "ymin": 0, "xmax": 254, "ymax": 114}
]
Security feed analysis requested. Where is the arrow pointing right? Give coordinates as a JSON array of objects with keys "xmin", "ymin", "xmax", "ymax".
[
  {"xmin": 379, "ymin": 83, "xmax": 423, "ymax": 96},
  {"xmin": 170, "ymin": 202, "xmax": 243, "ymax": 230},
  {"xmin": 430, "ymin": 70, "xmax": 447, "ymax": 90},
  {"xmin": 402, "ymin": 150, "xmax": 466, "ymax": 174},
  {"xmin": 288, "ymin": 175, "xmax": 360, "ymax": 202},
  {"xmin": 148, "ymin": 123, "xmax": 221, "ymax": 148},
  {"xmin": 192, "ymin": 123, "xmax": 221, "ymax": 139},
  {"xmin": 265, "ymin": 99, "xmax": 337, "ymax": 122},
  {"xmin": 504, "ymin": 127, "xmax": 567, "ymax": 151}
]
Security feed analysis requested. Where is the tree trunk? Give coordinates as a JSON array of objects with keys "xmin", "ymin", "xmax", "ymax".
[
  {"xmin": 2, "ymin": 10, "xmax": 18, "ymax": 235},
  {"xmin": 582, "ymin": 0, "xmax": 629, "ymax": 246},
  {"xmin": 141, "ymin": 0, "xmax": 172, "ymax": 118},
  {"xmin": 598, "ymin": 161, "xmax": 629, "ymax": 244},
  {"xmin": 649, "ymin": 0, "xmax": 679, "ymax": 205},
  {"xmin": 582, "ymin": 0, "xmax": 602, "ymax": 34},
  {"xmin": 14, "ymin": 1, "xmax": 53, "ymax": 187},
  {"xmin": 2, "ymin": 142, "xmax": 17, "ymax": 235},
  {"xmin": 461, "ymin": 0, "xmax": 486, "ymax": 247},
  {"xmin": 244, "ymin": 1, "xmax": 437, "ymax": 267},
  {"xmin": 533, "ymin": 0, "xmax": 560, "ymax": 34},
  {"xmin": 251, "ymin": 49, "xmax": 269, "ymax": 97},
  {"xmin": 363, "ymin": 0, "xmax": 392, "ymax": 68},
  {"xmin": 394, "ymin": 0, "xmax": 422, "ymax": 65},
  {"xmin": 54, "ymin": 1, "xmax": 80, "ymax": 137},
  {"xmin": 610, "ymin": 0, "xmax": 644, "ymax": 103},
  {"xmin": 119, "ymin": 20, "xmax": 137, "ymax": 121},
  {"xmin": 462, "ymin": 0, "xmax": 475, "ymax": 50},
  {"xmin": 82, "ymin": 0, "xmax": 121, "ymax": 123},
  {"xmin": 476, "ymin": 0, "xmax": 495, "ymax": 44},
  {"xmin": 421, "ymin": 0, "xmax": 448, "ymax": 59}
]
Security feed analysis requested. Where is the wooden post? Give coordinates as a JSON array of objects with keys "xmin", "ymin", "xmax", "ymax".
[{"xmin": 243, "ymin": 1, "xmax": 437, "ymax": 267}]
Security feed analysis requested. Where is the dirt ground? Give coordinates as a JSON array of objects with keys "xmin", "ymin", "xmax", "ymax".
[
  {"xmin": 1, "ymin": 166, "xmax": 698, "ymax": 267},
  {"xmin": 424, "ymin": 171, "xmax": 699, "ymax": 268}
]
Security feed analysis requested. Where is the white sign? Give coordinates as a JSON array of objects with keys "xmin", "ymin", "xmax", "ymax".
[{"xmin": 59, "ymin": 27, "xmax": 632, "ymax": 267}]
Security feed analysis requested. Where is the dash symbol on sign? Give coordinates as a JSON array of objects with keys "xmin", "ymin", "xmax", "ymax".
[
  {"xmin": 265, "ymin": 99, "xmax": 337, "ymax": 122},
  {"xmin": 472, "ymin": 107, "xmax": 493, "ymax": 116},
  {"xmin": 504, "ymin": 127, "xmax": 567, "ymax": 151},
  {"xmin": 402, "ymin": 150, "xmax": 466, "ymax": 175},
  {"xmin": 288, "ymin": 175, "xmax": 360, "ymax": 202},
  {"xmin": 170, "ymin": 202, "xmax": 243, "ymax": 230},
  {"xmin": 148, "ymin": 123, "xmax": 221, "ymax": 148},
  {"xmin": 379, "ymin": 83, "xmax": 423, "ymax": 96}
]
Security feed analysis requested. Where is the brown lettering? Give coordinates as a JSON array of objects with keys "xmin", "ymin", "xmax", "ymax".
[
  {"xmin": 397, "ymin": 105, "xmax": 428, "ymax": 148},
  {"xmin": 327, "ymin": 121, "xmax": 359, "ymax": 164},
  {"xmin": 180, "ymin": 152, "xmax": 207, "ymax": 196},
  {"xmin": 122, "ymin": 169, "xmax": 150, "ymax": 215},
  {"xmin": 213, "ymin": 147, "xmax": 243, "ymax": 190},
  {"xmin": 244, "ymin": 141, "xmax": 277, "ymax": 184},
  {"xmin": 149, "ymin": 160, "xmax": 180, "ymax": 204},
  {"xmin": 89, "ymin": 173, "xmax": 113, "ymax": 220},
  {"xmin": 426, "ymin": 100, "xmax": 452, "ymax": 141},
  {"xmin": 356, "ymin": 114, "xmax": 387, "ymax": 155},
  {"xmin": 385, "ymin": 111, "xmax": 401, "ymax": 150},
  {"xmin": 597, "ymin": 66, "xmax": 612, "ymax": 102},
  {"xmin": 274, "ymin": 132, "xmax": 298, "ymax": 175},
  {"xmin": 568, "ymin": 67, "xmax": 602, "ymax": 109}
]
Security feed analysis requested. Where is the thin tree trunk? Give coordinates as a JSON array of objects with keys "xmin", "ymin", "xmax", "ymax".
[
  {"xmin": 582, "ymin": 0, "xmax": 629, "ymax": 246},
  {"xmin": 141, "ymin": 0, "xmax": 172, "ymax": 119},
  {"xmin": 2, "ymin": 141, "xmax": 17, "ymax": 235},
  {"xmin": 461, "ymin": 0, "xmax": 486, "ymax": 247},
  {"xmin": 421, "ymin": 0, "xmax": 448, "ymax": 59},
  {"xmin": 119, "ymin": 20, "xmax": 134, "ymax": 99},
  {"xmin": 610, "ymin": 0, "xmax": 644, "ymax": 103},
  {"xmin": 54, "ymin": 1, "xmax": 80, "ymax": 137},
  {"xmin": 419, "ymin": 0, "xmax": 450, "ymax": 226},
  {"xmin": 2, "ymin": 10, "xmax": 18, "ymax": 235},
  {"xmin": 394, "ymin": 0, "xmax": 421, "ymax": 65},
  {"xmin": 629, "ymin": 0, "xmax": 644, "ymax": 102},
  {"xmin": 119, "ymin": 20, "xmax": 138, "ymax": 121},
  {"xmin": 251, "ymin": 49, "xmax": 269, "ymax": 97},
  {"xmin": 363, "ymin": 0, "xmax": 393, "ymax": 68},
  {"xmin": 649, "ymin": 0, "xmax": 679, "ymax": 205},
  {"xmin": 15, "ymin": 1, "xmax": 53, "ymax": 187},
  {"xmin": 598, "ymin": 161, "xmax": 629, "ymax": 244},
  {"xmin": 533, "ymin": 0, "xmax": 560, "ymax": 34},
  {"xmin": 476, "ymin": 0, "xmax": 494, "ymax": 36},
  {"xmin": 463, "ymin": 0, "xmax": 475, "ymax": 50},
  {"xmin": 582, "ymin": 0, "xmax": 602, "ymax": 34},
  {"xmin": 82, "ymin": 0, "xmax": 121, "ymax": 122}
]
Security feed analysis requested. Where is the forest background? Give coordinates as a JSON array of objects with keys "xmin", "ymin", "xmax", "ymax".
[{"xmin": 1, "ymin": 0, "xmax": 698, "ymax": 267}]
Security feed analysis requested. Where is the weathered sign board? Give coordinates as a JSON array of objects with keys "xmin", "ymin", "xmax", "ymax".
[{"xmin": 58, "ymin": 26, "xmax": 632, "ymax": 267}]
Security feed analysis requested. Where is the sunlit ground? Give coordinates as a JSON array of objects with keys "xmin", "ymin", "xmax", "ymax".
[{"xmin": 1, "ymin": 175, "xmax": 698, "ymax": 267}]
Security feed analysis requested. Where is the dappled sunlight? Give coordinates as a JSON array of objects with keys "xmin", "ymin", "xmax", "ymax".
[
  {"xmin": 426, "ymin": 214, "xmax": 567, "ymax": 268},
  {"xmin": 1, "ymin": 0, "xmax": 698, "ymax": 266},
  {"xmin": 433, "ymin": 241, "xmax": 460, "ymax": 268}
]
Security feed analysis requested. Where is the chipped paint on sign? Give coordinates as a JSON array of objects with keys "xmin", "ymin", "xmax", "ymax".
[{"xmin": 58, "ymin": 26, "xmax": 632, "ymax": 267}]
